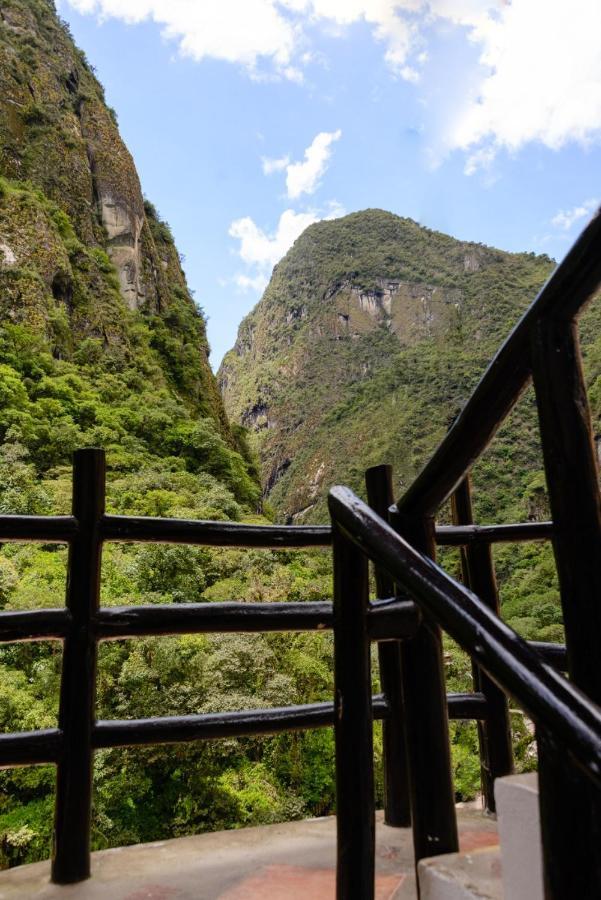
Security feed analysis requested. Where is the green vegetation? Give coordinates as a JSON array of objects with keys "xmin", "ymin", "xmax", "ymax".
[{"xmin": 219, "ymin": 210, "xmax": 563, "ymax": 523}]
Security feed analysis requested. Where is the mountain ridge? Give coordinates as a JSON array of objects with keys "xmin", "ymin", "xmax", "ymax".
[
  {"xmin": 0, "ymin": 0, "xmax": 258, "ymax": 505},
  {"xmin": 219, "ymin": 208, "xmax": 559, "ymax": 522}
]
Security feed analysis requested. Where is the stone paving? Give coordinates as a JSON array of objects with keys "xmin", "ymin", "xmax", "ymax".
[{"xmin": 0, "ymin": 809, "xmax": 498, "ymax": 899}]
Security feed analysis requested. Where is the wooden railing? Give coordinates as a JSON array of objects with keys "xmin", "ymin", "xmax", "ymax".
[
  {"xmin": 328, "ymin": 487, "xmax": 601, "ymax": 899},
  {"xmin": 0, "ymin": 448, "xmax": 567, "ymax": 888},
  {"xmin": 0, "ymin": 447, "xmax": 422, "ymax": 885},
  {"xmin": 0, "ymin": 448, "xmax": 393, "ymax": 883}
]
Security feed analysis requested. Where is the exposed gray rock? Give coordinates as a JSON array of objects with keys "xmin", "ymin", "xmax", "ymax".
[
  {"xmin": 98, "ymin": 193, "xmax": 144, "ymax": 309},
  {"xmin": 0, "ymin": 241, "xmax": 16, "ymax": 267},
  {"xmin": 464, "ymin": 250, "xmax": 482, "ymax": 272}
]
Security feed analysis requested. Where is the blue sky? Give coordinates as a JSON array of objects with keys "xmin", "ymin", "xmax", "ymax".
[{"xmin": 56, "ymin": 1, "xmax": 601, "ymax": 368}]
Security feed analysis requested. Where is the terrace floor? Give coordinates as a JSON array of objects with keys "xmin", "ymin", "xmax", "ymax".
[{"xmin": 0, "ymin": 808, "xmax": 498, "ymax": 899}]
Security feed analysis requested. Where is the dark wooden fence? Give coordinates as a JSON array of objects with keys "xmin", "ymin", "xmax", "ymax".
[
  {"xmin": 329, "ymin": 486, "xmax": 601, "ymax": 899},
  {"xmin": 0, "ymin": 447, "xmax": 348, "ymax": 883},
  {"xmin": 0, "ymin": 448, "xmax": 566, "ymax": 887}
]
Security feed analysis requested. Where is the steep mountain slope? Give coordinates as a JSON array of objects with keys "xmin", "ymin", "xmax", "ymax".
[
  {"xmin": 0, "ymin": 0, "xmax": 254, "ymax": 499},
  {"xmin": 220, "ymin": 209, "xmax": 566, "ymax": 522}
]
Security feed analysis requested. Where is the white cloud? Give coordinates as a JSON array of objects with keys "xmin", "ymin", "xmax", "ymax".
[
  {"xmin": 463, "ymin": 145, "xmax": 495, "ymax": 177},
  {"xmin": 67, "ymin": 0, "xmax": 601, "ymax": 166},
  {"xmin": 325, "ymin": 198, "xmax": 346, "ymax": 218},
  {"xmin": 262, "ymin": 155, "xmax": 290, "ymax": 175},
  {"xmin": 551, "ymin": 199, "xmax": 599, "ymax": 231},
  {"xmin": 446, "ymin": 0, "xmax": 601, "ymax": 167},
  {"xmin": 229, "ymin": 201, "xmax": 345, "ymax": 289},
  {"xmin": 285, "ymin": 130, "xmax": 342, "ymax": 198},
  {"xmin": 66, "ymin": 0, "xmax": 300, "ymax": 75},
  {"xmin": 262, "ymin": 131, "xmax": 342, "ymax": 198},
  {"xmin": 400, "ymin": 66, "xmax": 420, "ymax": 84},
  {"xmin": 229, "ymin": 208, "xmax": 319, "ymax": 269},
  {"xmin": 234, "ymin": 273, "xmax": 270, "ymax": 293},
  {"xmin": 65, "ymin": 0, "xmax": 430, "ymax": 79}
]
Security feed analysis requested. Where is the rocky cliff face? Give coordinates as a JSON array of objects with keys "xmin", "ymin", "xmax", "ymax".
[
  {"xmin": 1, "ymin": 0, "xmax": 148, "ymax": 309},
  {"xmin": 219, "ymin": 209, "xmax": 585, "ymax": 522},
  {"xmin": 0, "ymin": 0, "xmax": 234, "ymax": 436},
  {"xmin": 0, "ymin": 0, "xmax": 259, "ymax": 505}
]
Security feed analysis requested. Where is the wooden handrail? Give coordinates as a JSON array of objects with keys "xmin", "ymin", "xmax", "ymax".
[
  {"xmin": 329, "ymin": 485, "xmax": 601, "ymax": 787},
  {"xmin": 0, "ymin": 513, "xmax": 556, "ymax": 547},
  {"xmin": 101, "ymin": 514, "xmax": 331, "ymax": 547}
]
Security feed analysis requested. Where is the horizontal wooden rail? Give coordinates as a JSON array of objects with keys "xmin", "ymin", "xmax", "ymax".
[
  {"xmin": 0, "ymin": 729, "xmax": 62, "ymax": 768},
  {"xmin": 92, "ymin": 691, "xmax": 484, "ymax": 749},
  {"xmin": 94, "ymin": 601, "xmax": 334, "ymax": 638},
  {"xmin": 101, "ymin": 515, "xmax": 331, "ymax": 548},
  {"xmin": 0, "ymin": 516, "xmax": 77, "ymax": 543},
  {"xmin": 397, "ymin": 207, "xmax": 601, "ymax": 516},
  {"xmin": 95, "ymin": 598, "xmax": 419, "ymax": 640},
  {"xmin": 447, "ymin": 692, "xmax": 488, "ymax": 720},
  {"xmin": 0, "ymin": 688, "xmax": 488, "ymax": 772},
  {"xmin": 0, "ymin": 605, "xmax": 566, "ymax": 675},
  {"xmin": 0, "ymin": 513, "xmax": 557, "ymax": 550},
  {"xmin": 329, "ymin": 486, "xmax": 601, "ymax": 787},
  {"xmin": 93, "ymin": 696, "xmax": 390, "ymax": 747},
  {"xmin": 436, "ymin": 521, "xmax": 553, "ymax": 545},
  {"xmin": 102, "ymin": 516, "xmax": 558, "ymax": 548},
  {"xmin": 0, "ymin": 609, "xmax": 70, "ymax": 642}
]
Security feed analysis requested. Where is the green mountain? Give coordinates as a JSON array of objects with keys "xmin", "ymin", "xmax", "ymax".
[
  {"xmin": 219, "ymin": 209, "xmax": 589, "ymax": 525},
  {"xmin": 0, "ymin": 0, "xmax": 259, "ymax": 506},
  {"xmin": 220, "ymin": 209, "xmax": 601, "ymax": 645}
]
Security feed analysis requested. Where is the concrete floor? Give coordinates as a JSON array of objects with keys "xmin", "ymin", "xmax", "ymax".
[
  {"xmin": 0, "ymin": 810, "xmax": 498, "ymax": 900},
  {"xmin": 419, "ymin": 847, "xmax": 502, "ymax": 900}
]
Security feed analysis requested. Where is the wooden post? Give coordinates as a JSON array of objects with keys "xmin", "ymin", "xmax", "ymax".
[
  {"xmin": 537, "ymin": 725, "xmax": 601, "ymax": 898},
  {"xmin": 52, "ymin": 449, "xmax": 104, "ymax": 883},
  {"xmin": 451, "ymin": 478, "xmax": 513, "ymax": 813},
  {"xmin": 332, "ymin": 523, "xmax": 375, "ymax": 899},
  {"xmin": 388, "ymin": 508, "xmax": 458, "ymax": 868},
  {"xmin": 365, "ymin": 465, "xmax": 411, "ymax": 828},
  {"xmin": 531, "ymin": 317, "xmax": 601, "ymax": 697},
  {"xmin": 531, "ymin": 317, "xmax": 601, "ymax": 896}
]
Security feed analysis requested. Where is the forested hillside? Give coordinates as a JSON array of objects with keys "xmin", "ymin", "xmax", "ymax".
[
  {"xmin": 220, "ymin": 208, "xmax": 601, "ymax": 713},
  {"xmin": 0, "ymin": 0, "xmax": 336, "ymax": 867},
  {"xmin": 220, "ymin": 209, "xmax": 562, "ymax": 524}
]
